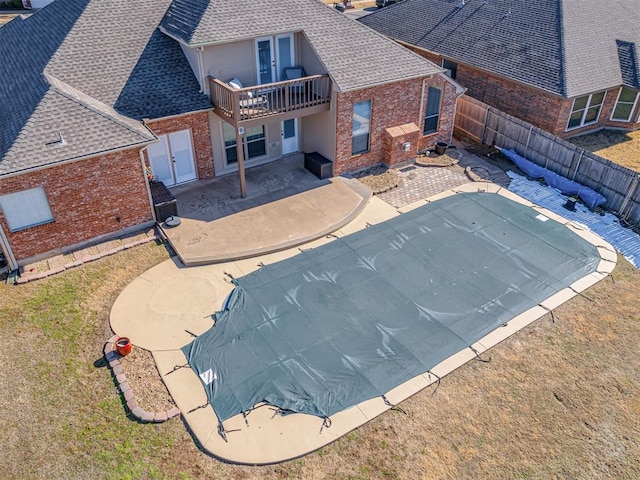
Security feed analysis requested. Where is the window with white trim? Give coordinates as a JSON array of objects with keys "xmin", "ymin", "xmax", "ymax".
[
  {"xmin": 611, "ymin": 87, "xmax": 639, "ymax": 122},
  {"xmin": 222, "ymin": 122, "xmax": 267, "ymax": 166},
  {"xmin": 0, "ymin": 187, "xmax": 54, "ymax": 232},
  {"xmin": 352, "ymin": 100, "xmax": 371, "ymax": 155},
  {"xmin": 566, "ymin": 91, "xmax": 606, "ymax": 130},
  {"xmin": 423, "ymin": 86, "xmax": 442, "ymax": 135}
]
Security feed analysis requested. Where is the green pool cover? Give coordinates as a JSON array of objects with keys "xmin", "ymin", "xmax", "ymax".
[{"xmin": 183, "ymin": 192, "xmax": 600, "ymax": 424}]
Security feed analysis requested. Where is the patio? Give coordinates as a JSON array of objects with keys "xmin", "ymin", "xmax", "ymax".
[{"xmin": 161, "ymin": 155, "xmax": 371, "ymax": 265}]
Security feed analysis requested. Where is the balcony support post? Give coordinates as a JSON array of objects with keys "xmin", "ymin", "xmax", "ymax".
[{"xmin": 235, "ymin": 130, "xmax": 247, "ymax": 198}]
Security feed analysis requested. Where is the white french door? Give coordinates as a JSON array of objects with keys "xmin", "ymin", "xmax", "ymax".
[
  {"xmin": 256, "ymin": 37, "xmax": 276, "ymax": 85},
  {"xmin": 281, "ymin": 118, "xmax": 298, "ymax": 155},
  {"xmin": 256, "ymin": 34, "xmax": 294, "ymax": 84},
  {"xmin": 147, "ymin": 130, "xmax": 196, "ymax": 186},
  {"xmin": 275, "ymin": 34, "xmax": 294, "ymax": 81}
]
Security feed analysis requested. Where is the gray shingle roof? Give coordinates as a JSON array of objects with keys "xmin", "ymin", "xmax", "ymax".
[
  {"xmin": 161, "ymin": 0, "xmax": 443, "ymax": 92},
  {"xmin": 360, "ymin": 0, "xmax": 640, "ymax": 98},
  {"xmin": 0, "ymin": 0, "xmax": 210, "ymax": 176}
]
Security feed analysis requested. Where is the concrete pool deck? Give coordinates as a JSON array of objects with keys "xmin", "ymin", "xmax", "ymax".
[{"xmin": 110, "ymin": 181, "xmax": 617, "ymax": 464}]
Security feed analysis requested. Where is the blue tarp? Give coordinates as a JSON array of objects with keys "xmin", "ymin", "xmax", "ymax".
[
  {"xmin": 507, "ymin": 171, "xmax": 640, "ymax": 268},
  {"xmin": 498, "ymin": 148, "xmax": 607, "ymax": 209}
]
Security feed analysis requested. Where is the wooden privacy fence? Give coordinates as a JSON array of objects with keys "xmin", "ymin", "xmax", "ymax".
[{"xmin": 455, "ymin": 95, "xmax": 640, "ymax": 226}]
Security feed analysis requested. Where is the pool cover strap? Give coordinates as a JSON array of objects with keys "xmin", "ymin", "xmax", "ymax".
[{"xmin": 182, "ymin": 192, "xmax": 600, "ymax": 426}]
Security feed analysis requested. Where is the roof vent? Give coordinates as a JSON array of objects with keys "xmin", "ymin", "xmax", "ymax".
[
  {"xmin": 457, "ymin": 0, "xmax": 465, "ymax": 7},
  {"xmin": 45, "ymin": 131, "xmax": 67, "ymax": 147}
]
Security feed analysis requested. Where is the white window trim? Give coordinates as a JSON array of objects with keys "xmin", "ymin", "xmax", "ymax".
[
  {"xmin": 352, "ymin": 99, "xmax": 372, "ymax": 156},
  {"xmin": 221, "ymin": 122, "xmax": 268, "ymax": 168},
  {"xmin": 423, "ymin": 86, "xmax": 443, "ymax": 136},
  {"xmin": 610, "ymin": 87, "xmax": 639, "ymax": 123},
  {"xmin": 0, "ymin": 186, "xmax": 54, "ymax": 233},
  {"xmin": 566, "ymin": 91, "xmax": 607, "ymax": 131}
]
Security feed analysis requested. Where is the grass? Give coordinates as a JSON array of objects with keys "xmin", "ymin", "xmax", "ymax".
[
  {"xmin": 1, "ymin": 242, "xmax": 639, "ymax": 479},
  {"xmin": 570, "ymin": 130, "xmax": 640, "ymax": 173}
]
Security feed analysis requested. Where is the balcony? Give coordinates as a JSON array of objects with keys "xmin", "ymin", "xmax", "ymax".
[{"xmin": 208, "ymin": 75, "xmax": 332, "ymax": 127}]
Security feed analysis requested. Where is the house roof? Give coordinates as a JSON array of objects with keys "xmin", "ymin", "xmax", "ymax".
[
  {"xmin": 1, "ymin": 0, "xmax": 443, "ymax": 177},
  {"xmin": 359, "ymin": 0, "xmax": 640, "ymax": 98},
  {"xmin": 0, "ymin": 0, "xmax": 210, "ymax": 176},
  {"xmin": 160, "ymin": 0, "xmax": 443, "ymax": 92}
]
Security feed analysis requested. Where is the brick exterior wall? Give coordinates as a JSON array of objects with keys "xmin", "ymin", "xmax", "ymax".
[
  {"xmin": 146, "ymin": 111, "xmax": 215, "ymax": 179},
  {"xmin": 404, "ymin": 45, "xmax": 640, "ymax": 138},
  {"xmin": 0, "ymin": 148, "xmax": 152, "ymax": 263},
  {"xmin": 384, "ymin": 123, "xmax": 420, "ymax": 166},
  {"xmin": 333, "ymin": 76, "xmax": 458, "ymax": 175}
]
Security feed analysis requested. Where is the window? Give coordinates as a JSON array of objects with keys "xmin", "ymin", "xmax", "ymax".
[
  {"xmin": 222, "ymin": 122, "xmax": 238, "ymax": 164},
  {"xmin": 423, "ymin": 87, "xmax": 442, "ymax": 135},
  {"xmin": 222, "ymin": 123, "xmax": 267, "ymax": 165},
  {"xmin": 0, "ymin": 187, "xmax": 54, "ymax": 232},
  {"xmin": 352, "ymin": 100, "xmax": 371, "ymax": 155},
  {"xmin": 245, "ymin": 125, "xmax": 267, "ymax": 158},
  {"xmin": 567, "ymin": 92, "xmax": 606, "ymax": 130},
  {"xmin": 611, "ymin": 87, "xmax": 639, "ymax": 122},
  {"xmin": 442, "ymin": 59, "xmax": 458, "ymax": 79}
]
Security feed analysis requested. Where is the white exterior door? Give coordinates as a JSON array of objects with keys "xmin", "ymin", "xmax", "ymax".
[
  {"xmin": 147, "ymin": 137, "xmax": 174, "ymax": 186},
  {"xmin": 168, "ymin": 130, "xmax": 196, "ymax": 184},
  {"xmin": 275, "ymin": 34, "xmax": 294, "ymax": 81},
  {"xmin": 257, "ymin": 34, "xmax": 295, "ymax": 84},
  {"xmin": 255, "ymin": 37, "xmax": 276, "ymax": 85},
  {"xmin": 281, "ymin": 118, "xmax": 298, "ymax": 155},
  {"xmin": 147, "ymin": 130, "xmax": 196, "ymax": 186}
]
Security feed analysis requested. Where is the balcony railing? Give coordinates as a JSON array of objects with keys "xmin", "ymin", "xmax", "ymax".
[{"xmin": 209, "ymin": 75, "xmax": 332, "ymax": 125}]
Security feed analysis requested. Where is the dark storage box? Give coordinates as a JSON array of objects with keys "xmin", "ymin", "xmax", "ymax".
[
  {"xmin": 150, "ymin": 182, "xmax": 178, "ymax": 222},
  {"xmin": 304, "ymin": 151, "xmax": 333, "ymax": 179}
]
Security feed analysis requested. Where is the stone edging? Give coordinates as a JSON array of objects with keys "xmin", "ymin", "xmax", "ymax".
[
  {"xmin": 15, "ymin": 234, "xmax": 158, "ymax": 284},
  {"xmin": 464, "ymin": 165, "xmax": 492, "ymax": 182},
  {"xmin": 104, "ymin": 335, "xmax": 180, "ymax": 423},
  {"xmin": 415, "ymin": 155, "xmax": 459, "ymax": 168}
]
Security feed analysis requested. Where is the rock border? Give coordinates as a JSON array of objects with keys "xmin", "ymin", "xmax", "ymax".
[
  {"xmin": 465, "ymin": 165, "xmax": 492, "ymax": 182},
  {"xmin": 104, "ymin": 335, "xmax": 180, "ymax": 423},
  {"xmin": 15, "ymin": 230, "xmax": 158, "ymax": 284},
  {"xmin": 415, "ymin": 155, "xmax": 459, "ymax": 168}
]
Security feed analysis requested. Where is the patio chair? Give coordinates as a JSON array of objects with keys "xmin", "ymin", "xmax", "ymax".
[
  {"xmin": 227, "ymin": 77, "xmax": 267, "ymax": 111},
  {"xmin": 282, "ymin": 67, "xmax": 306, "ymax": 94}
]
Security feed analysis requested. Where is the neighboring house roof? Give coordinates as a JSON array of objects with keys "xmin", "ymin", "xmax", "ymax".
[
  {"xmin": 0, "ymin": 0, "xmax": 210, "ymax": 176},
  {"xmin": 359, "ymin": 0, "xmax": 640, "ymax": 98},
  {"xmin": 160, "ymin": 0, "xmax": 443, "ymax": 92}
]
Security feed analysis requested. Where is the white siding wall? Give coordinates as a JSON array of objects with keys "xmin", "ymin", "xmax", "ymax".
[
  {"xmin": 202, "ymin": 40, "xmax": 256, "ymax": 86},
  {"xmin": 180, "ymin": 44, "xmax": 202, "ymax": 90}
]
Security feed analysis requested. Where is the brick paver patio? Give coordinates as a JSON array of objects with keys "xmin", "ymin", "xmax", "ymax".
[{"xmin": 377, "ymin": 165, "xmax": 469, "ymax": 208}]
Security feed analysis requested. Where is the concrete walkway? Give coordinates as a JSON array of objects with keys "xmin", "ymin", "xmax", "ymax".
[{"xmin": 110, "ymin": 180, "xmax": 616, "ymax": 464}]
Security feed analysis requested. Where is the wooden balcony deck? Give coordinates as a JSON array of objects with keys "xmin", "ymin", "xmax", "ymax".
[{"xmin": 209, "ymin": 75, "xmax": 332, "ymax": 127}]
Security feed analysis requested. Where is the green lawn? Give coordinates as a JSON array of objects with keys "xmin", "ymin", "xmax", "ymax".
[{"xmin": 1, "ymin": 241, "xmax": 639, "ymax": 479}]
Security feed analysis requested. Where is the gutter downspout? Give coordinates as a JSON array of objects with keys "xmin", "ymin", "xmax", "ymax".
[
  {"xmin": 0, "ymin": 223, "xmax": 18, "ymax": 272},
  {"xmin": 139, "ymin": 148, "xmax": 157, "ymax": 223},
  {"xmin": 197, "ymin": 47, "xmax": 207, "ymax": 95}
]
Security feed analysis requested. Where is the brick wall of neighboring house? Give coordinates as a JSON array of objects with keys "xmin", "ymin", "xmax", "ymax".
[
  {"xmin": 145, "ymin": 111, "xmax": 215, "ymax": 179},
  {"xmin": 0, "ymin": 147, "xmax": 152, "ymax": 263},
  {"xmin": 601, "ymin": 87, "xmax": 640, "ymax": 132},
  {"xmin": 404, "ymin": 45, "xmax": 640, "ymax": 138},
  {"xmin": 333, "ymin": 76, "xmax": 457, "ymax": 175}
]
